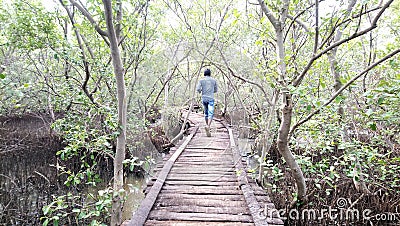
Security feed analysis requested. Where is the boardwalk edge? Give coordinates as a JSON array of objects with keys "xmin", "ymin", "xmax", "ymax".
[{"xmin": 128, "ymin": 125, "xmax": 199, "ymax": 226}]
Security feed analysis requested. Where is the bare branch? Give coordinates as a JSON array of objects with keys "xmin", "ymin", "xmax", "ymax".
[
  {"xmin": 115, "ymin": 0, "xmax": 123, "ymax": 41},
  {"xmin": 287, "ymin": 15, "xmax": 310, "ymax": 32},
  {"xmin": 280, "ymin": 0, "xmax": 290, "ymax": 26},
  {"xmin": 68, "ymin": 0, "xmax": 109, "ymax": 38},
  {"xmin": 290, "ymin": 48, "xmax": 400, "ymax": 135},
  {"xmin": 319, "ymin": 6, "xmax": 380, "ymax": 50},
  {"xmin": 216, "ymin": 48, "xmax": 271, "ymax": 106},
  {"xmin": 59, "ymin": 0, "xmax": 99, "ymax": 107},
  {"xmin": 292, "ymin": 0, "xmax": 394, "ymax": 87},
  {"xmin": 313, "ymin": 0, "xmax": 319, "ymax": 54},
  {"xmin": 257, "ymin": 0, "xmax": 279, "ymax": 29}
]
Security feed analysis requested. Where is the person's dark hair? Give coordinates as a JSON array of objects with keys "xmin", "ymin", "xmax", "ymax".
[{"xmin": 204, "ymin": 68, "xmax": 211, "ymax": 76}]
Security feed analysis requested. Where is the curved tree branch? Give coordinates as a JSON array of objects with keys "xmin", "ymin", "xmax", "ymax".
[
  {"xmin": 257, "ymin": 0, "xmax": 279, "ymax": 29},
  {"xmin": 59, "ymin": 0, "xmax": 99, "ymax": 107},
  {"xmin": 289, "ymin": 48, "xmax": 400, "ymax": 136},
  {"xmin": 318, "ymin": 6, "xmax": 381, "ymax": 50},
  {"xmin": 292, "ymin": 0, "xmax": 394, "ymax": 87},
  {"xmin": 68, "ymin": 0, "xmax": 110, "ymax": 45},
  {"xmin": 313, "ymin": 0, "xmax": 319, "ymax": 54},
  {"xmin": 287, "ymin": 15, "xmax": 310, "ymax": 32}
]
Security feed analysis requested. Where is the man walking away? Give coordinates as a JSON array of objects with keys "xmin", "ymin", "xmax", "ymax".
[{"xmin": 196, "ymin": 68, "xmax": 218, "ymax": 137}]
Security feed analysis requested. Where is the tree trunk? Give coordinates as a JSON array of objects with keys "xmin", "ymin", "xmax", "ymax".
[
  {"xmin": 277, "ymin": 91, "xmax": 307, "ymax": 202},
  {"xmin": 102, "ymin": 1, "xmax": 127, "ymax": 225},
  {"xmin": 258, "ymin": 0, "xmax": 307, "ymax": 203},
  {"xmin": 276, "ymin": 12, "xmax": 306, "ymax": 204}
]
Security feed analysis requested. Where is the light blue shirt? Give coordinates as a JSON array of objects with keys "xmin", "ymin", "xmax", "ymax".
[{"xmin": 196, "ymin": 76, "xmax": 218, "ymax": 102}]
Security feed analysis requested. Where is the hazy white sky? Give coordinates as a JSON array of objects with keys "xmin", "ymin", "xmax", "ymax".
[
  {"xmin": 38, "ymin": 0, "xmax": 341, "ymax": 13},
  {"xmin": 42, "ymin": 0, "xmax": 60, "ymax": 11}
]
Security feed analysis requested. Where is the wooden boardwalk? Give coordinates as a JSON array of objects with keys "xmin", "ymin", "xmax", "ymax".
[{"xmin": 128, "ymin": 113, "xmax": 283, "ymax": 226}]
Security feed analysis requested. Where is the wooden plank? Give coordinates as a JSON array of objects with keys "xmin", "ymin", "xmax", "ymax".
[
  {"xmin": 157, "ymin": 194, "xmax": 246, "ymax": 201},
  {"xmin": 169, "ymin": 170, "xmax": 235, "ymax": 174},
  {"xmin": 171, "ymin": 165, "xmax": 234, "ymax": 169},
  {"xmin": 166, "ymin": 175, "xmax": 237, "ymax": 181},
  {"xmin": 178, "ymin": 147, "xmax": 228, "ymax": 151},
  {"xmin": 177, "ymin": 157, "xmax": 233, "ymax": 161},
  {"xmin": 170, "ymin": 166, "xmax": 235, "ymax": 170},
  {"xmin": 169, "ymin": 168, "xmax": 234, "ymax": 172},
  {"xmin": 174, "ymin": 157, "xmax": 232, "ymax": 161},
  {"xmin": 152, "ymin": 205, "xmax": 250, "ymax": 215},
  {"xmin": 173, "ymin": 162, "xmax": 233, "ymax": 166},
  {"xmin": 164, "ymin": 180, "xmax": 239, "ymax": 186},
  {"xmin": 146, "ymin": 185, "xmax": 268, "ymax": 196},
  {"xmin": 148, "ymin": 170, "xmax": 237, "ymax": 185},
  {"xmin": 180, "ymin": 150, "xmax": 231, "ymax": 153},
  {"xmin": 157, "ymin": 164, "xmax": 233, "ymax": 170},
  {"xmin": 148, "ymin": 211, "xmax": 253, "ymax": 222},
  {"xmin": 159, "ymin": 188, "xmax": 243, "ymax": 195},
  {"xmin": 167, "ymin": 173, "xmax": 237, "ymax": 178},
  {"xmin": 167, "ymin": 173, "xmax": 236, "ymax": 177},
  {"xmin": 129, "ymin": 126, "xmax": 199, "ymax": 226},
  {"xmin": 181, "ymin": 147, "xmax": 230, "ymax": 151},
  {"xmin": 174, "ymin": 160, "xmax": 233, "ymax": 164},
  {"xmin": 190, "ymin": 139, "xmax": 231, "ymax": 143},
  {"xmin": 156, "ymin": 198, "xmax": 247, "ymax": 208},
  {"xmin": 228, "ymin": 128, "xmax": 271, "ymax": 226},
  {"xmin": 266, "ymin": 218, "xmax": 285, "ymax": 225},
  {"xmin": 145, "ymin": 220, "xmax": 254, "ymax": 226},
  {"xmin": 191, "ymin": 135, "xmax": 230, "ymax": 139},
  {"xmin": 164, "ymin": 178, "xmax": 238, "ymax": 182},
  {"xmin": 178, "ymin": 153, "xmax": 230, "ymax": 157},
  {"xmin": 179, "ymin": 153, "xmax": 232, "ymax": 157},
  {"xmin": 256, "ymin": 195, "xmax": 272, "ymax": 203},
  {"xmin": 173, "ymin": 161, "xmax": 234, "ymax": 165},
  {"xmin": 178, "ymin": 153, "xmax": 231, "ymax": 157},
  {"xmin": 185, "ymin": 146, "xmax": 229, "ymax": 150},
  {"xmin": 161, "ymin": 184, "xmax": 240, "ymax": 190},
  {"xmin": 147, "ymin": 180, "xmax": 239, "ymax": 192}
]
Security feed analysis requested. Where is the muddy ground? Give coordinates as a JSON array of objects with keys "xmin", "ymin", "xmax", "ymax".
[{"xmin": 0, "ymin": 113, "xmax": 64, "ymax": 225}]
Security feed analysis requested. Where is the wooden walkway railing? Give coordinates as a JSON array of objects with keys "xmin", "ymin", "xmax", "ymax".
[{"xmin": 127, "ymin": 113, "xmax": 284, "ymax": 226}]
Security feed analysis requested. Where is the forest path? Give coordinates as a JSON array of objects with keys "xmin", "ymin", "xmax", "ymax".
[{"xmin": 128, "ymin": 112, "xmax": 283, "ymax": 226}]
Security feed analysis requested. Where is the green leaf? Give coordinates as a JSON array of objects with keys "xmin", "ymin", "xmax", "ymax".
[
  {"xmin": 377, "ymin": 97, "xmax": 384, "ymax": 105},
  {"xmin": 255, "ymin": 39, "xmax": 263, "ymax": 46},
  {"xmin": 43, "ymin": 205, "xmax": 51, "ymax": 215},
  {"xmin": 368, "ymin": 122, "xmax": 377, "ymax": 131},
  {"xmin": 78, "ymin": 211, "xmax": 86, "ymax": 219},
  {"xmin": 42, "ymin": 200, "xmax": 57, "ymax": 215},
  {"xmin": 0, "ymin": 73, "xmax": 5, "ymax": 79},
  {"xmin": 43, "ymin": 219, "xmax": 49, "ymax": 226},
  {"xmin": 335, "ymin": 95, "xmax": 344, "ymax": 104}
]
